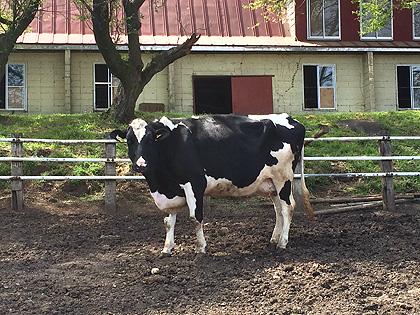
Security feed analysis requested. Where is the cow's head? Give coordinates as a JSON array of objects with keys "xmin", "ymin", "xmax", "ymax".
[{"xmin": 110, "ymin": 117, "xmax": 173, "ymax": 173}]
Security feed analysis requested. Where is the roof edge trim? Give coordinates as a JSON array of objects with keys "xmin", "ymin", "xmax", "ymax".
[{"xmin": 13, "ymin": 44, "xmax": 420, "ymax": 53}]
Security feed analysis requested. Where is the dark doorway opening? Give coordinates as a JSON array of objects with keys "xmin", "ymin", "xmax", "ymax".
[
  {"xmin": 193, "ymin": 75, "xmax": 273, "ymax": 115},
  {"xmin": 193, "ymin": 76, "xmax": 232, "ymax": 114}
]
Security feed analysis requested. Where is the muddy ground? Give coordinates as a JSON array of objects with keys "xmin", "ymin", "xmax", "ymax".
[{"xmin": 0, "ymin": 183, "xmax": 419, "ymax": 315}]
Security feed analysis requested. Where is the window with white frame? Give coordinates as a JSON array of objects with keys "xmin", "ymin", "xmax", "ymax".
[
  {"xmin": 94, "ymin": 63, "xmax": 119, "ymax": 110},
  {"xmin": 303, "ymin": 65, "xmax": 336, "ymax": 109},
  {"xmin": 397, "ymin": 65, "xmax": 420, "ymax": 109},
  {"xmin": 0, "ymin": 64, "xmax": 26, "ymax": 110},
  {"xmin": 360, "ymin": 0, "xmax": 392, "ymax": 39},
  {"xmin": 413, "ymin": 5, "xmax": 420, "ymax": 39},
  {"xmin": 307, "ymin": 0, "xmax": 340, "ymax": 39}
]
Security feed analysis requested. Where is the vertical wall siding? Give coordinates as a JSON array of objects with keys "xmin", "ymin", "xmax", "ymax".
[{"xmin": 24, "ymin": 0, "xmax": 283, "ymax": 41}]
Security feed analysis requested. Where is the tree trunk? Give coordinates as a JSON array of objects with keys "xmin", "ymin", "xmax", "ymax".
[
  {"xmin": 0, "ymin": 0, "xmax": 42, "ymax": 80},
  {"xmin": 0, "ymin": 36, "xmax": 15, "ymax": 80},
  {"xmin": 112, "ymin": 82, "xmax": 144, "ymax": 124},
  {"xmin": 88, "ymin": 0, "xmax": 200, "ymax": 124}
]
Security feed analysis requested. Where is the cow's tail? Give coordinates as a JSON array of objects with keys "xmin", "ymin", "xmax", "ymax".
[{"xmin": 300, "ymin": 146, "xmax": 315, "ymax": 220}]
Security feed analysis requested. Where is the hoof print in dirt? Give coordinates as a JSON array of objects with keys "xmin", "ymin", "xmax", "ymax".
[
  {"xmin": 143, "ymin": 275, "xmax": 166, "ymax": 284},
  {"xmin": 193, "ymin": 252, "xmax": 206, "ymax": 263}
]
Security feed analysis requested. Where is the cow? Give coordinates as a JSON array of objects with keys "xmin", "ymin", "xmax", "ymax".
[{"xmin": 111, "ymin": 114, "xmax": 314, "ymax": 255}]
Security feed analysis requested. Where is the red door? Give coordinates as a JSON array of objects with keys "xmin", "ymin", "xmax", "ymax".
[{"xmin": 231, "ymin": 76, "xmax": 273, "ymax": 115}]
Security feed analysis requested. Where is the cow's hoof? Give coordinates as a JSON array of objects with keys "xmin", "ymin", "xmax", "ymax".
[
  {"xmin": 270, "ymin": 236, "xmax": 281, "ymax": 244},
  {"xmin": 158, "ymin": 252, "xmax": 172, "ymax": 259},
  {"xmin": 277, "ymin": 243, "xmax": 287, "ymax": 250}
]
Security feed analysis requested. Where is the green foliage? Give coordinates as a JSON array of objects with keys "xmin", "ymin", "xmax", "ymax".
[
  {"xmin": 296, "ymin": 111, "xmax": 420, "ymax": 196},
  {"xmin": 352, "ymin": 0, "xmax": 393, "ymax": 35},
  {"xmin": 243, "ymin": 0, "xmax": 420, "ymax": 35},
  {"xmin": 243, "ymin": 0, "xmax": 288, "ymax": 24}
]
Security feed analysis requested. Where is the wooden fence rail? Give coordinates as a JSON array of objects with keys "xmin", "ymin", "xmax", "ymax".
[{"xmin": 0, "ymin": 134, "xmax": 419, "ymax": 213}]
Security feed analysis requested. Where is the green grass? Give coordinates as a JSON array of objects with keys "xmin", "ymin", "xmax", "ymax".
[
  {"xmin": 0, "ymin": 110, "xmax": 419, "ymax": 196},
  {"xmin": 296, "ymin": 111, "xmax": 420, "ymax": 195}
]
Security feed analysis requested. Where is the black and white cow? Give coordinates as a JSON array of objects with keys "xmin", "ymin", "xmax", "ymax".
[{"xmin": 111, "ymin": 114, "xmax": 314, "ymax": 254}]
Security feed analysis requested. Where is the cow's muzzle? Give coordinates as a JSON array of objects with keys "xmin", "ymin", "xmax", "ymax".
[{"xmin": 133, "ymin": 157, "xmax": 147, "ymax": 173}]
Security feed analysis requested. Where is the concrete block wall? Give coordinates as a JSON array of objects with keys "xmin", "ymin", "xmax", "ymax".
[
  {"xmin": 9, "ymin": 52, "xmax": 65, "ymax": 114},
  {"xmin": 374, "ymin": 54, "xmax": 420, "ymax": 112},
  {"xmin": 6, "ymin": 50, "xmax": 420, "ymax": 116},
  {"xmin": 170, "ymin": 53, "xmax": 366, "ymax": 115}
]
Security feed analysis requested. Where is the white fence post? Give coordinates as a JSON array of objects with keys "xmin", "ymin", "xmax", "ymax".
[
  {"xmin": 105, "ymin": 133, "xmax": 117, "ymax": 214},
  {"xmin": 379, "ymin": 132, "xmax": 396, "ymax": 211},
  {"xmin": 293, "ymin": 158, "xmax": 304, "ymax": 213},
  {"xmin": 11, "ymin": 133, "xmax": 24, "ymax": 210}
]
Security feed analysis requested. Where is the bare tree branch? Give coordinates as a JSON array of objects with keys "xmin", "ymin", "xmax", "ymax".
[
  {"xmin": 91, "ymin": 0, "xmax": 129, "ymax": 82},
  {"xmin": 75, "ymin": 0, "xmax": 93, "ymax": 14},
  {"xmin": 122, "ymin": 0, "xmax": 144, "ymax": 72},
  {"xmin": 0, "ymin": 16, "xmax": 12, "ymax": 26},
  {"xmin": 142, "ymin": 33, "xmax": 200, "ymax": 83}
]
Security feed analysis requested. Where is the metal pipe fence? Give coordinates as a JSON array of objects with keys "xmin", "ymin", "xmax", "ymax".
[{"xmin": 0, "ymin": 135, "xmax": 419, "ymax": 212}]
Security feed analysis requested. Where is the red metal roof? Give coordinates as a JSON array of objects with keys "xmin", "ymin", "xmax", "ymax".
[
  {"xmin": 17, "ymin": 0, "xmax": 287, "ymax": 47},
  {"xmin": 15, "ymin": 0, "xmax": 420, "ymax": 50}
]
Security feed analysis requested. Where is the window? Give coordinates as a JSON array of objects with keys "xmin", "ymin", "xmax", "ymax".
[
  {"xmin": 303, "ymin": 65, "xmax": 336, "ymax": 110},
  {"xmin": 0, "ymin": 64, "xmax": 26, "ymax": 110},
  {"xmin": 360, "ymin": 0, "xmax": 392, "ymax": 39},
  {"xmin": 413, "ymin": 5, "xmax": 420, "ymax": 39},
  {"xmin": 397, "ymin": 65, "xmax": 420, "ymax": 109},
  {"xmin": 307, "ymin": 0, "xmax": 340, "ymax": 39},
  {"xmin": 94, "ymin": 63, "xmax": 119, "ymax": 110}
]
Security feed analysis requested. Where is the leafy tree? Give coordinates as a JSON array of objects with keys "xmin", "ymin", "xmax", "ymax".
[
  {"xmin": 75, "ymin": 0, "xmax": 200, "ymax": 123},
  {"xmin": 354, "ymin": 0, "xmax": 419, "ymax": 34},
  {"xmin": 245, "ymin": 0, "xmax": 420, "ymax": 34},
  {"xmin": 0, "ymin": 0, "xmax": 43, "ymax": 80}
]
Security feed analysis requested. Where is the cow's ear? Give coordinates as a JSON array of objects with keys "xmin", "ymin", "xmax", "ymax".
[
  {"xmin": 110, "ymin": 129, "xmax": 127, "ymax": 142},
  {"xmin": 154, "ymin": 128, "xmax": 171, "ymax": 141}
]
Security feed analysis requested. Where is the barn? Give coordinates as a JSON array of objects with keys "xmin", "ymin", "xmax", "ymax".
[{"xmin": 3, "ymin": 0, "xmax": 420, "ymax": 115}]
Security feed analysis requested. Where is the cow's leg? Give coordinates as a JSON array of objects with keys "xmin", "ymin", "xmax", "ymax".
[
  {"xmin": 278, "ymin": 180, "xmax": 296, "ymax": 248},
  {"xmin": 271, "ymin": 179, "xmax": 296, "ymax": 249},
  {"xmin": 162, "ymin": 214, "xmax": 177, "ymax": 254},
  {"xmin": 270, "ymin": 193, "xmax": 284, "ymax": 245},
  {"xmin": 194, "ymin": 221, "xmax": 207, "ymax": 254},
  {"xmin": 181, "ymin": 181, "xmax": 207, "ymax": 253}
]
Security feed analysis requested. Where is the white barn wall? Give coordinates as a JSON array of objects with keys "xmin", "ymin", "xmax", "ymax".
[
  {"xmin": 8, "ymin": 52, "xmax": 65, "ymax": 114},
  {"xmin": 374, "ymin": 54, "xmax": 420, "ymax": 112},
  {"xmin": 6, "ymin": 50, "xmax": 417, "ymax": 116},
  {"xmin": 170, "ymin": 53, "xmax": 365, "ymax": 115}
]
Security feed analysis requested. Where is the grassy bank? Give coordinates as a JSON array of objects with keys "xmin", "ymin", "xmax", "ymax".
[{"xmin": 0, "ymin": 111, "xmax": 419, "ymax": 198}]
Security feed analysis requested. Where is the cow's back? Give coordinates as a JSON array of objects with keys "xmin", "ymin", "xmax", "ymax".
[{"xmin": 177, "ymin": 114, "xmax": 305, "ymax": 192}]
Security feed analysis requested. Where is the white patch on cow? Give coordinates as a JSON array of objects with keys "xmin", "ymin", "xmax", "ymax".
[
  {"xmin": 248, "ymin": 113, "xmax": 295, "ymax": 129},
  {"xmin": 177, "ymin": 122, "xmax": 189, "ymax": 129},
  {"xmin": 151, "ymin": 191, "xmax": 186, "ymax": 212},
  {"xmin": 129, "ymin": 118, "xmax": 148, "ymax": 143},
  {"xmin": 180, "ymin": 182, "xmax": 207, "ymax": 253},
  {"xmin": 204, "ymin": 143, "xmax": 294, "ymax": 197},
  {"xmin": 180, "ymin": 182, "xmax": 197, "ymax": 218},
  {"xmin": 136, "ymin": 156, "xmax": 147, "ymax": 168},
  {"xmin": 194, "ymin": 221, "xmax": 206, "ymax": 253},
  {"xmin": 270, "ymin": 194, "xmax": 284, "ymax": 244},
  {"xmin": 270, "ymin": 192, "xmax": 295, "ymax": 249},
  {"xmin": 162, "ymin": 214, "xmax": 177, "ymax": 254},
  {"xmin": 159, "ymin": 116, "xmax": 176, "ymax": 130}
]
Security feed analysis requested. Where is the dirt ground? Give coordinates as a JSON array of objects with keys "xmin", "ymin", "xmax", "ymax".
[{"xmin": 0, "ymin": 183, "xmax": 419, "ymax": 315}]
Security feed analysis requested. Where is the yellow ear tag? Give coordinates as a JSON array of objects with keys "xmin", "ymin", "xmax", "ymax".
[
  {"xmin": 116, "ymin": 135, "xmax": 125, "ymax": 143},
  {"xmin": 155, "ymin": 133, "xmax": 162, "ymax": 141}
]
